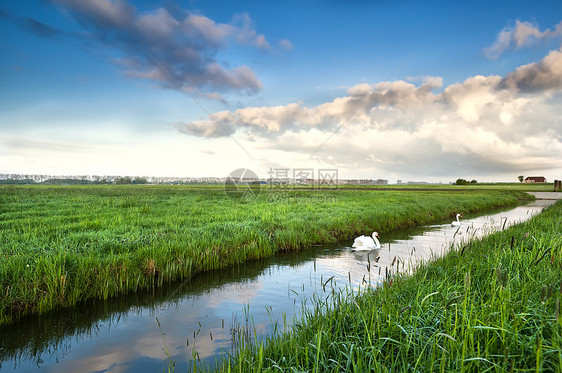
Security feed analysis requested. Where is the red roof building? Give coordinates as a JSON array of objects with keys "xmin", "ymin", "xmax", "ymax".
[{"xmin": 524, "ymin": 176, "xmax": 546, "ymax": 183}]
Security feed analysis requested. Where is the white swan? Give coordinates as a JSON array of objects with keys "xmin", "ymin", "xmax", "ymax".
[
  {"xmin": 451, "ymin": 213, "xmax": 463, "ymax": 227},
  {"xmin": 352, "ymin": 232, "xmax": 381, "ymax": 251}
]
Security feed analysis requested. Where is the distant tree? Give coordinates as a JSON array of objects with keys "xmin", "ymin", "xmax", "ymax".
[
  {"xmin": 455, "ymin": 178, "xmax": 468, "ymax": 185},
  {"xmin": 470, "ymin": 179, "xmax": 477, "ymax": 184},
  {"xmin": 518, "ymin": 175, "xmax": 524, "ymax": 183},
  {"xmin": 132, "ymin": 177, "xmax": 148, "ymax": 184},
  {"xmin": 115, "ymin": 176, "xmax": 132, "ymax": 184}
]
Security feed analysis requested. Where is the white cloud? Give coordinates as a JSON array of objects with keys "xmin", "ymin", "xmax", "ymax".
[
  {"xmin": 177, "ymin": 47, "xmax": 562, "ymax": 179},
  {"xmin": 47, "ymin": 0, "xmax": 274, "ymax": 97},
  {"xmin": 279, "ymin": 38, "xmax": 294, "ymax": 50},
  {"xmin": 499, "ymin": 47, "xmax": 562, "ymax": 92},
  {"xmin": 483, "ymin": 19, "xmax": 562, "ymax": 59}
]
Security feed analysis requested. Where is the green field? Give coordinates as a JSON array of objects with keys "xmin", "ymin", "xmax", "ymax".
[
  {"xmin": 219, "ymin": 200, "xmax": 562, "ymax": 372},
  {"xmin": 320, "ymin": 182, "xmax": 557, "ymax": 191},
  {"xmin": 0, "ymin": 185, "xmax": 531, "ymax": 325}
]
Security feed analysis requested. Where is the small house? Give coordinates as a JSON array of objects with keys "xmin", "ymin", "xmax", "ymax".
[{"xmin": 524, "ymin": 176, "xmax": 546, "ymax": 183}]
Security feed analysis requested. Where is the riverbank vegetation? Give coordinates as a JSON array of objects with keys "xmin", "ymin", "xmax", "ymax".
[
  {"xmin": 0, "ymin": 185, "xmax": 531, "ymax": 325},
  {"xmin": 326, "ymin": 182, "xmax": 556, "ymax": 192},
  {"xmin": 219, "ymin": 200, "xmax": 562, "ymax": 372}
]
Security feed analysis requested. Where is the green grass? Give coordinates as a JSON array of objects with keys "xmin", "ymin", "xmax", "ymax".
[
  {"xmin": 0, "ymin": 185, "xmax": 531, "ymax": 325},
  {"xmin": 219, "ymin": 200, "xmax": 562, "ymax": 372},
  {"xmin": 325, "ymin": 182, "xmax": 557, "ymax": 192}
]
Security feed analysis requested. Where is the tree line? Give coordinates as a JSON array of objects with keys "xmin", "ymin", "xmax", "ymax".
[
  {"xmin": 0, "ymin": 174, "xmax": 224, "ymax": 185},
  {"xmin": 453, "ymin": 178, "xmax": 477, "ymax": 185}
]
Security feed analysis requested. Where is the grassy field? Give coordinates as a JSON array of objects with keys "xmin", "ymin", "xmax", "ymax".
[
  {"xmin": 327, "ymin": 182, "xmax": 557, "ymax": 191},
  {"xmin": 0, "ymin": 185, "xmax": 531, "ymax": 325},
  {"xmin": 219, "ymin": 200, "xmax": 562, "ymax": 372}
]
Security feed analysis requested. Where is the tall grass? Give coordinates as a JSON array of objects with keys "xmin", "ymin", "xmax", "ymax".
[
  {"xmin": 333, "ymin": 182, "xmax": 557, "ymax": 191},
  {"xmin": 219, "ymin": 200, "xmax": 562, "ymax": 372},
  {"xmin": 0, "ymin": 185, "xmax": 530, "ymax": 325}
]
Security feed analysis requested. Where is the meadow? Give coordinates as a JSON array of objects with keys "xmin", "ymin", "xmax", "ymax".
[
  {"xmin": 218, "ymin": 200, "xmax": 562, "ymax": 372},
  {"xmin": 313, "ymin": 182, "xmax": 557, "ymax": 191},
  {"xmin": 0, "ymin": 185, "xmax": 531, "ymax": 325}
]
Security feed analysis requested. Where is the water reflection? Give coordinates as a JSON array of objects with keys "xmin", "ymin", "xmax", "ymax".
[{"xmin": 0, "ymin": 200, "xmax": 554, "ymax": 372}]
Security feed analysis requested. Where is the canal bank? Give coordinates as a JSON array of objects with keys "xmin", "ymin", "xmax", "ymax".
[
  {"xmin": 221, "ymin": 199, "xmax": 562, "ymax": 372},
  {"xmin": 527, "ymin": 191, "xmax": 562, "ymax": 200},
  {"xmin": 1, "ymin": 200, "xmax": 556, "ymax": 372}
]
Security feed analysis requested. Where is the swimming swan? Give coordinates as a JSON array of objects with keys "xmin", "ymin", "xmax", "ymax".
[
  {"xmin": 451, "ymin": 213, "xmax": 463, "ymax": 227},
  {"xmin": 352, "ymin": 232, "xmax": 381, "ymax": 251}
]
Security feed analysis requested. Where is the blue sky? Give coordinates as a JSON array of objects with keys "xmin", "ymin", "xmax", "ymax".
[{"xmin": 1, "ymin": 0, "xmax": 562, "ymax": 182}]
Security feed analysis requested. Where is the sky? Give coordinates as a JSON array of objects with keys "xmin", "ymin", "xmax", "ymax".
[{"xmin": 1, "ymin": 0, "xmax": 562, "ymax": 183}]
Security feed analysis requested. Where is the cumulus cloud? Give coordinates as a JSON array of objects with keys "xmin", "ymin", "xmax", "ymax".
[
  {"xmin": 38, "ymin": 0, "xmax": 274, "ymax": 98},
  {"xmin": 177, "ymin": 47, "xmax": 562, "ymax": 177},
  {"xmin": 177, "ymin": 76, "xmax": 444, "ymax": 138},
  {"xmin": 499, "ymin": 47, "xmax": 562, "ymax": 92},
  {"xmin": 279, "ymin": 39, "xmax": 294, "ymax": 50},
  {"xmin": 484, "ymin": 19, "xmax": 562, "ymax": 59}
]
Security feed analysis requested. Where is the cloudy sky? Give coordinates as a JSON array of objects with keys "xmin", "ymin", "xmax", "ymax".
[{"xmin": 1, "ymin": 0, "xmax": 562, "ymax": 182}]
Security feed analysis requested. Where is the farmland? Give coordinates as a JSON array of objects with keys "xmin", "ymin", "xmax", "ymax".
[
  {"xmin": 218, "ymin": 200, "xmax": 562, "ymax": 372},
  {"xmin": 0, "ymin": 185, "xmax": 530, "ymax": 325}
]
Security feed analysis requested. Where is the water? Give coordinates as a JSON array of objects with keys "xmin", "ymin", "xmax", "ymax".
[{"xmin": 0, "ymin": 199, "xmax": 554, "ymax": 372}]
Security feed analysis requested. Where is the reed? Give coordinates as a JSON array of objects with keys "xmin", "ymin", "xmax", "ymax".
[
  {"xmin": 218, "ymin": 200, "xmax": 562, "ymax": 372},
  {"xmin": 0, "ymin": 185, "xmax": 530, "ymax": 325}
]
